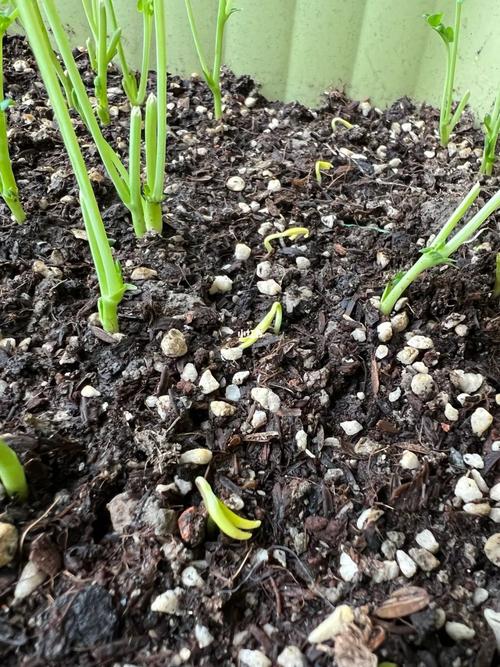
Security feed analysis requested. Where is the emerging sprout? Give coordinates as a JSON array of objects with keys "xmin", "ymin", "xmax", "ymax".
[
  {"xmin": 423, "ymin": 1, "xmax": 470, "ymax": 146},
  {"xmin": 195, "ymin": 476, "xmax": 261, "ymax": 540},
  {"xmin": 480, "ymin": 90, "xmax": 500, "ymax": 176},
  {"xmin": 239, "ymin": 301, "xmax": 282, "ymax": 350},
  {"xmin": 331, "ymin": 117, "xmax": 354, "ymax": 131},
  {"xmin": 264, "ymin": 227, "xmax": 310, "ymax": 253},
  {"xmin": 494, "ymin": 252, "xmax": 500, "ymax": 298},
  {"xmin": 380, "ymin": 183, "xmax": 500, "ymax": 314},
  {"xmin": 315, "ymin": 160, "xmax": 333, "ymax": 185},
  {"xmin": 0, "ymin": 437, "xmax": 28, "ymax": 502}
]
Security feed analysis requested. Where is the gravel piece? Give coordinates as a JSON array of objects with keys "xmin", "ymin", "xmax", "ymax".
[
  {"xmin": 257, "ymin": 279, "xmax": 281, "ymax": 296},
  {"xmin": 210, "ymin": 401, "xmax": 236, "ymax": 417},
  {"xmin": 408, "ymin": 548, "xmax": 440, "ymax": 572},
  {"xmin": 400, "ymin": 450, "xmax": 420, "ymax": 470},
  {"xmin": 470, "ymin": 407, "xmax": 493, "ymax": 436},
  {"xmin": 161, "ymin": 329, "xmax": 187, "ymax": 357},
  {"xmin": 277, "ymin": 645, "xmax": 307, "ymax": 667},
  {"xmin": 307, "ymin": 605, "xmax": 354, "ymax": 643},
  {"xmin": 0, "ymin": 522, "xmax": 18, "ymax": 567},
  {"xmin": 415, "ymin": 529, "xmax": 439, "ymax": 553},
  {"xmin": 238, "ymin": 648, "xmax": 272, "ymax": 667},
  {"xmin": 444, "ymin": 403, "xmax": 459, "ymax": 421},
  {"xmin": 340, "ymin": 420, "xmax": 363, "ymax": 436},
  {"xmin": 411, "ymin": 373, "xmax": 435, "ymax": 399},
  {"xmin": 455, "ymin": 476, "xmax": 483, "ymax": 503},
  {"xmin": 235, "ymin": 243, "xmax": 252, "ymax": 260},
  {"xmin": 181, "ymin": 363, "xmax": 198, "ymax": 382},
  {"xmin": 407, "ymin": 335, "xmax": 434, "ymax": 349},
  {"xmin": 396, "ymin": 550, "xmax": 417, "ymax": 578},
  {"xmin": 377, "ymin": 322, "xmax": 393, "ymax": 342},
  {"xmin": 198, "ymin": 369, "xmax": 220, "ymax": 394},
  {"xmin": 450, "ymin": 370, "xmax": 484, "ymax": 393},
  {"xmin": 226, "ymin": 176, "xmax": 245, "ymax": 191},
  {"xmin": 151, "ymin": 588, "xmax": 184, "ymax": 614},
  {"xmin": 397, "ymin": 346, "xmax": 419, "ymax": 365},
  {"xmin": 445, "ymin": 621, "xmax": 476, "ymax": 641},
  {"xmin": 251, "ymin": 387, "xmax": 281, "ymax": 412},
  {"xmin": 209, "ymin": 275, "xmax": 233, "ymax": 294},
  {"xmin": 14, "ymin": 561, "xmax": 48, "ymax": 600},
  {"xmin": 485, "ymin": 534, "xmax": 500, "ymax": 567}
]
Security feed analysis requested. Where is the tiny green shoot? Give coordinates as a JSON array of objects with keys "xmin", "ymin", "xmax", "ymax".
[
  {"xmin": 195, "ymin": 476, "xmax": 261, "ymax": 540},
  {"xmin": 239, "ymin": 301, "xmax": 282, "ymax": 350},
  {"xmin": 423, "ymin": 1, "xmax": 470, "ymax": 147},
  {"xmin": 480, "ymin": 89, "xmax": 500, "ymax": 176},
  {"xmin": 82, "ymin": 0, "xmax": 121, "ymax": 124},
  {"xmin": 264, "ymin": 227, "xmax": 310, "ymax": 253},
  {"xmin": 0, "ymin": 437, "xmax": 28, "ymax": 502},
  {"xmin": 331, "ymin": 117, "xmax": 354, "ymax": 131},
  {"xmin": 105, "ymin": 0, "xmax": 153, "ymax": 106},
  {"xmin": 0, "ymin": 4, "xmax": 25, "ymax": 222},
  {"xmin": 494, "ymin": 252, "xmax": 500, "ymax": 297},
  {"xmin": 380, "ymin": 182, "xmax": 500, "ymax": 314},
  {"xmin": 18, "ymin": 0, "xmax": 128, "ymax": 332},
  {"xmin": 184, "ymin": 0, "xmax": 237, "ymax": 120},
  {"xmin": 315, "ymin": 160, "xmax": 333, "ymax": 185}
]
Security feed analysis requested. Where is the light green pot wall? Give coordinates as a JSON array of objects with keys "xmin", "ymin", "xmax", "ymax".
[{"xmin": 37, "ymin": 1, "xmax": 500, "ymax": 117}]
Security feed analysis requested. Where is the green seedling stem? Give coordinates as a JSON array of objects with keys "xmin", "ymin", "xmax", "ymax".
[
  {"xmin": 380, "ymin": 183, "xmax": 500, "ymax": 314},
  {"xmin": 143, "ymin": 0, "xmax": 167, "ymax": 233},
  {"xmin": 480, "ymin": 90, "xmax": 500, "ymax": 176},
  {"xmin": 82, "ymin": 0, "xmax": 123, "ymax": 124},
  {"xmin": 0, "ymin": 437, "xmax": 28, "ymax": 501},
  {"xmin": 17, "ymin": 0, "xmax": 127, "ymax": 332},
  {"xmin": 424, "ymin": 0, "xmax": 470, "ymax": 147},
  {"xmin": 315, "ymin": 160, "xmax": 332, "ymax": 185},
  {"xmin": 195, "ymin": 476, "xmax": 260, "ymax": 540},
  {"xmin": 105, "ymin": 0, "xmax": 153, "ymax": 106},
  {"xmin": 494, "ymin": 253, "xmax": 500, "ymax": 297},
  {"xmin": 41, "ymin": 0, "xmax": 148, "ymax": 236},
  {"xmin": 184, "ymin": 0, "xmax": 236, "ymax": 120},
  {"xmin": 0, "ymin": 5, "xmax": 24, "ymax": 221},
  {"xmin": 264, "ymin": 227, "xmax": 310, "ymax": 253},
  {"xmin": 239, "ymin": 301, "xmax": 282, "ymax": 350}
]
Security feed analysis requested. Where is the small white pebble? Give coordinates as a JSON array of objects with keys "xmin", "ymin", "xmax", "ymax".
[
  {"xmin": 225, "ymin": 384, "xmax": 241, "ymax": 401},
  {"xmin": 377, "ymin": 321, "xmax": 393, "ymax": 342},
  {"xmin": 81, "ymin": 385, "xmax": 101, "ymax": 398},
  {"xmin": 400, "ymin": 450, "xmax": 420, "ymax": 470},
  {"xmin": 407, "ymin": 335, "xmax": 434, "ymax": 350},
  {"xmin": 257, "ymin": 279, "xmax": 281, "ymax": 296},
  {"xmin": 267, "ymin": 179, "xmax": 281, "ymax": 193},
  {"xmin": 388, "ymin": 387, "xmax": 401, "ymax": 402},
  {"xmin": 251, "ymin": 387, "xmax": 281, "ymax": 413},
  {"xmin": 210, "ymin": 401, "xmax": 236, "ymax": 417},
  {"xmin": 198, "ymin": 369, "xmax": 220, "ymax": 394},
  {"xmin": 375, "ymin": 345, "xmax": 389, "ymax": 359},
  {"xmin": 232, "ymin": 370, "xmax": 250, "ymax": 385},
  {"xmin": 445, "ymin": 621, "xmax": 476, "ymax": 642},
  {"xmin": 235, "ymin": 243, "xmax": 252, "ymax": 261},
  {"xmin": 256, "ymin": 261, "xmax": 272, "ymax": 279},
  {"xmin": 226, "ymin": 176, "xmax": 245, "ymax": 192},
  {"xmin": 444, "ymin": 403, "xmax": 459, "ymax": 421},
  {"xmin": 391, "ymin": 311, "xmax": 409, "ymax": 332},
  {"xmin": 181, "ymin": 363, "xmax": 198, "ymax": 382},
  {"xmin": 410, "ymin": 373, "xmax": 435, "ymax": 399},
  {"xmin": 296, "ymin": 256, "xmax": 310, "ymax": 270},
  {"xmin": 463, "ymin": 453, "xmax": 484, "ymax": 469},
  {"xmin": 396, "ymin": 550, "xmax": 417, "ymax": 578},
  {"xmin": 351, "ymin": 328, "xmax": 366, "ymax": 342},
  {"xmin": 470, "ymin": 408, "xmax": 493, "ymax": 436},
  {"xmin": 295, "ymin": 430, "xmax": 308, "ymax": 452},
  {"xmin": 454, "ymin": 476, "xmax": 483, "ymax": 503},
  {"xmin": 209, "ymin": 275, "xmax": 233, "ymax": 295},
  {"xmin": 416, "ymin": 529, "xmax": 439, "ymax": 554},
  {"xmin": 221, "ymin": 347, "xmax": 243, "ymax": 361},
  {"xmin": 397, "ymin": 346, "xmax": 419, "ymax": 365},
  {"xmin": 251, "ymin": 410, "xmax": 267, "ymax": 429},
  {"xmin": 340, "ymin": 420, "xmax": 363, "ymax": 436}
]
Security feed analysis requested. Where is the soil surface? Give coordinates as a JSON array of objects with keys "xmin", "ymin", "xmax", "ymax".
[{"xmin": 1, "ymin": 35, "xmax": 499, "ymax": 667}]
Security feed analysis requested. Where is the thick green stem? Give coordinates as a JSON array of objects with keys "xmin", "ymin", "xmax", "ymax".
[
  {"xmin": 17, "ymin": 0, "xmax": 126, "ymax": 332},
  {"xmin": 144, "ymin": 200, "xmax": 163, "ymax": 234},
  {"xmin": 432, "ymin": 182, "xmax": 480, "ymax": 247},
  {"xmin": 104, "ymin": 0, "xmax": 141, "ymax": 104},
  {"xmin": 380, "ymin": 254, "xmax": 435, "ymax": 316},
  {"xmin": 480, "ymin": 90, "xmax": 500, "ymax": 176},
  {"xmin": 0, "ymin": 437, "xmax": 28, "ymax": 502},
  {"xmin": 444, "ymin": 189, "xmax": 500, "ymax": 255},
  {"xmin": 41, "ymin": 0, "xmax": 146, "ymax": 236},
  {"xmin": 0, "ymin": 27, "xmax": 25, "ymax": 222},
  {"xmin": 129, "ymin": 106, "xmax": 146, "ymax": 237},
  {"xmin": 136, "ymin": 6, "xmax": 153, "ymax": 105},
  {"xmin": 95, "ymin": 0, "xmax": 110, "ymax": 125},
  {"xmin": 439, "ymin": 1, "xmax": 467, "ymax": 146},
  {"xmin": 151, "ymin": 0, "xmax": 166, "ymax": 205}
]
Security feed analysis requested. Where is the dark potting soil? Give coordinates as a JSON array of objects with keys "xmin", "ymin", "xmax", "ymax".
[{"xmin": 1, "ymin": 35, "xmax": 499, "ymax": 667}]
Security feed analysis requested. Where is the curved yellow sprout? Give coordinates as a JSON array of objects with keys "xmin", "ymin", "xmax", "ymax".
[
  {"xmin": 195, "ymin": 476, "xmax": 261, "ymax": 541},
  {"xmin": 314, "ymin": 160, "xmax": 332, "ymax": 185},
  {"xmin": 264, "ymin": 227, "xmax": 310, "ymax": 253},
  {"xmin": 239, "ymin": 301, "xmax": 282, "ymax": 350},
  {"xmin": 331, "ymin": 117, "xmax": 354, "ymax": 131}
]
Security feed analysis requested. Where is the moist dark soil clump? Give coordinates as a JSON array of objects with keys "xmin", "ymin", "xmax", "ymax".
[{"xmin": 1, "ymin": 35, "xmax": 499, "ymax": 667}]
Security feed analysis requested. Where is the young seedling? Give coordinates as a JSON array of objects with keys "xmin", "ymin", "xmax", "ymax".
[
  {"xmin": 195, "ymin": 476, "xmax": 261, "ymax": 540},
  {"xmin": 380, "ymin": 182, "xmax": 500, "ymax": 314},
  {"xmin": 331, "ymin": 117, "xmax": 354, "ymax": 131},
  {"xmin": 143, "ymin": 0, "xmax": 167, "ymax": 233},
  {"xmin": 239, "ymin": 301, "xmax": 282, "ymax": 350},
  {"xmin": 82, "ymin": 0, "xmax": 121, "ymax": 124},
  {"xmin": 0, "ymin": 4, "xmax": 24, "ymax": 222},
  {"xmin": 264, "ymin": 227, "xmax": 310, "ymax": 253},
  {"xmin": 39, "ymin": 0, "xmax": 167, "ymax": 235},
  {"xmin": 184, "ymin": 0, "xmax": 237, "ymax": 120},
  {"xmin": 17, "ymin": 0, "xmax": 128, "ymax": 332},
  {"xmin": 494, "ymin": 252, "xmax": 500, "ymax": 298},
  {"xmin": 315, "ymin": 160, "xmax": 333, "ymax": 185},
  {"xmin": 0, "ymin": 437, "xmax": 28, "ymax": 501},
  {"xmin": 424, "ymin": 1, "xmax": 470, "ymax": 147},
  {"xmin": 104, "ymin": 0, "xmax": 153, "ymax": 106},
  {"xmin": 480, "ymin": 90, "xmax": 500, "ymax": 176}
]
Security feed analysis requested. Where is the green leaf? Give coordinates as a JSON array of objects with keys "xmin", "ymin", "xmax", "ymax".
[
  {"xmin": 137, "ymin": 0, "xmax": 153, "ymax": 15},
  {"xmin": 423, "ymin": 12, "xmax": 443, "ymax": 28},
  {"xmin": 0, "ymin": 97, "xmax": 13, "ymax": 111},
  {"xmin": 381, "ymin": 270, "xmax": 405, "ymax": 302},
  {"xmin": 423, "ymin": 12, "xmax": 454, "ymax": 43}
]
